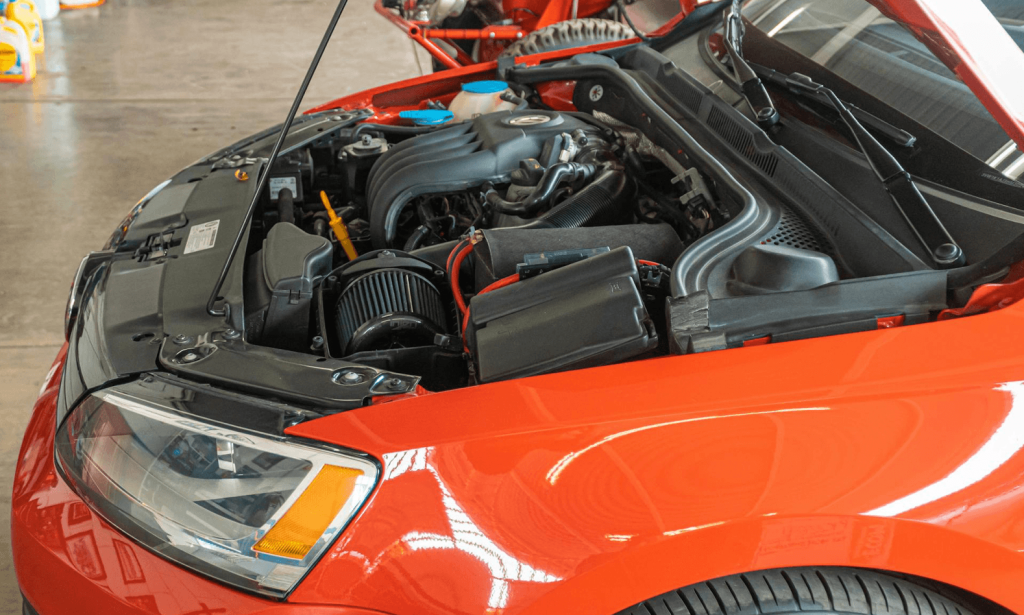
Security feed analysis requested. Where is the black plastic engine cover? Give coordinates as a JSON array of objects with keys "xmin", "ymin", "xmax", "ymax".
[
  {"xmin": 245, "ymin": 222, "xmax": 332, "ymax": 352},
  {"xmin": 467, "ymin": 246, "xmax": 658, "ymax": 383},
  {"xmin": 366, "ymin": 110, "xmax": 596, "ymax": 248}
]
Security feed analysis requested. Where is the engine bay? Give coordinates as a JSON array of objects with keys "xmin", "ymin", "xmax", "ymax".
[
  {"xmin": 237, "ymin": 49, "xmax": 1018, "ymax": 393},
  {"xmin": 244, "ymin": 105, "xmax": 711, "ymax": 389}
]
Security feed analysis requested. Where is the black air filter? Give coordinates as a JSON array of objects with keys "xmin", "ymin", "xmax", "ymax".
[{"xmin": 334, "ymin": 268, "xmax": 447, "ymax": 355}]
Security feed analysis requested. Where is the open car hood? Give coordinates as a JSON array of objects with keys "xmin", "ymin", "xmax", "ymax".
[
  {"xmin": 860, "ymin": 0, "xmax": 1024, "ymax": 149},
  {"xmin": 660, "ymin": 0, "xmax": 1024, "ymax": 148}
]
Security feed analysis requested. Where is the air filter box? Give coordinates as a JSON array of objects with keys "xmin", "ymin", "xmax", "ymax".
[
  {"xmin": 246, "ymin": 222, "xmax": 332, "ymax": 351},
  {"xmin": 467, "ymin": 246, "xmax": 657, "ymax": 382}
]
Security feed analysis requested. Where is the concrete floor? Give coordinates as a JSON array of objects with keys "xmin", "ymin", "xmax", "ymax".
[{"xmin": 0, "ymin": 1, "xmax": 426, "ymax": 610}]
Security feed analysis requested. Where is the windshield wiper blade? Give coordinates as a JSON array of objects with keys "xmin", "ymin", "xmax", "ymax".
[
  {"xmin": 750, "ymin": 63, "xmax": 916, "ymax": 148},
  {"xmin": 774, "ymin": 71, "xmax": 963, "ymax": 268},
  {"xmin": 723, "ymin": 0, "xmax": 779, "ymax": 129}
]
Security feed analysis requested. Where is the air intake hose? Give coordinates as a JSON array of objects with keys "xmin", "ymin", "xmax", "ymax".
[
  {"xmin": 524, "ymin": 167, "xmax": 634, "ymax": 229},
  {"xmin": 485, "ymin": 162, "xmax": 596, "ymax": 216}
]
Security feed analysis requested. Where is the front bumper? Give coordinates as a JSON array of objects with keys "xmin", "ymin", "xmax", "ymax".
[{"xmin": 10, "ymin": 348, "xmax": 388, "ymax": 615}]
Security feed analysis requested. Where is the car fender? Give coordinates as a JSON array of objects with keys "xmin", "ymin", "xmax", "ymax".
[{"xmin": 290, "ymin": 300, "xmax": 1024, "ymax": 614}]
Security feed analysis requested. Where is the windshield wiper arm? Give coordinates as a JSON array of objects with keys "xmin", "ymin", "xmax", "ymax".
[
  {"xmin": 750, "ymin": 62, "xmax": 916, "ymax": 148},
  {"xmin": 723, "ymin": 0, "xmax": 779, "ymax": 129},
  {"xmin": 776, "ymin": 71, "xmax": 963, "ymax": 268}
]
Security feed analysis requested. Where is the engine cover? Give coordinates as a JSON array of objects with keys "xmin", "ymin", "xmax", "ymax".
[
  {"xmin": 366, "ymin": 110, "xmax": 597, "ymax": 248},
  {"xmin": 466, "ymin": 246, "xmax": 658, "ymax": 382}
]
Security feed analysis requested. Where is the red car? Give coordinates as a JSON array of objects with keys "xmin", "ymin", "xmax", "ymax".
[{"xmin": 13, "ymin": 1, "xmax": 1024, "ymax": 614}]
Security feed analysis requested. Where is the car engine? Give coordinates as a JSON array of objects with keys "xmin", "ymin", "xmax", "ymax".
[{"xmin": 242, "ymin": 92, "xmax": 872, "ymax": 391}]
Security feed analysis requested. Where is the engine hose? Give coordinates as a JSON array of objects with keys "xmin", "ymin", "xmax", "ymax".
[
  {"xmin": 277, "ymin": 188, "xmax": 295, "ymax": 225},
  {"xmin": 352, "ymin": 123, "xmax": 442, "ymax": 137},
  {"xmin": 485, "ymin": 162, "xmax": 596, "ymax": 216},
  {"xmin": 500, "ymin": 91, "xmax": 530, "ymax": 110},
  {"xmin": 404, "ymin": 225, "xmax": 432, "ymax": 251},
  {"xmin": 524, "ymin": 167, "xmax": 634, "ymax": 229},
  {"xmin": 312, "ymin": 215, "xmax": 329, "ymax": 237}
]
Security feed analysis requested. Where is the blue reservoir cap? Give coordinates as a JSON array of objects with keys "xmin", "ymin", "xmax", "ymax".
[
  {"xmin": 399, "ymin": 109, "xmax": 455, "ymax": 126},
  {"xmin": 461, "ymin": 80, "xmax": 509, "ymax": 94}
]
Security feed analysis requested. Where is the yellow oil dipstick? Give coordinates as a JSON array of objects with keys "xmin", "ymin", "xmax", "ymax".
[{"xmin": 319, "ymin": 191, "xmax": 359, "ymax": 261}]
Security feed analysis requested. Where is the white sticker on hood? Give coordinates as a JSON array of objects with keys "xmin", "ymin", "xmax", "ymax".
[{"xmin": 184, "ymin": 220, "xmax": 220, "ymax": 254}]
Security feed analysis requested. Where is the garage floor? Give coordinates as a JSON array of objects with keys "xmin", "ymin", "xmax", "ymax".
[{"xmin": 0, "ymin": 1, "xmax": 424, "ymax": 609}]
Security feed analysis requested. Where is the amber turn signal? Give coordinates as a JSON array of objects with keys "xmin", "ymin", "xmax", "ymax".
[{"xmin": 253, "ymin": 465, "xmax": 364, "ymax": 559}]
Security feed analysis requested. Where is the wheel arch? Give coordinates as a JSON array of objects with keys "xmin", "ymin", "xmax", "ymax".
[{"xmin": 518, "ymin": 514, "xmax": 1024, "ymax": 614}]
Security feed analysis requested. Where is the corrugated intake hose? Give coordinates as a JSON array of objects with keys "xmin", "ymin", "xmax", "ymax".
[{"xmin": 524, "ymin": 167, "xmax": 634, "ymax": 229}]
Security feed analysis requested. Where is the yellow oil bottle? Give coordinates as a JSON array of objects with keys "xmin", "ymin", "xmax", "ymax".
[
  {"xmin": 5, "ymin": 0, "xmax": 42, "ymax": 54},
  {"xmin": 59, "ymin": 0, "xmax": 103, "ymax": 9},
  {"xmin": 0, "ymin": 16, "xmax": 35, "ymax": 83}
]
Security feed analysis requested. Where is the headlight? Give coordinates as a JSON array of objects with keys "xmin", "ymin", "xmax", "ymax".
[{"xmin": 55, "ymin": 383, "xmax": 378, "ymax": 597}]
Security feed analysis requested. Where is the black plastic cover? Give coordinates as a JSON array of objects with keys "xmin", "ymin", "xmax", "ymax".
[
  {"xmin": 247, "ymin": 222, "xmax": 332, "ymax": 351},
  {"xmin": 517, "ymin": 247, "xmax": 610, "ymax": 278},
  {"xmin": 468, "ymin": 246, "xmax": 657, "ymax": 382},
  {"xmin": 727, "ymin": 244, "xmax": 839, "ymax": 295},
  {"xmin": 473, "ymin": 224, "xmax": 684, "ymax": 290},
  {"xmin": 668, "ymin": 269, "xmax": 947, "ymax": 353}
]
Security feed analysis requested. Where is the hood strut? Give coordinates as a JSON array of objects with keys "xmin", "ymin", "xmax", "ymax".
[{"xmin": 207, "ymin": 0, "xmax": 350, "ymax": 317}]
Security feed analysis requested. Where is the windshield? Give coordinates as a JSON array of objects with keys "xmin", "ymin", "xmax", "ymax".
[{"xmin": 744, "ymin": 0, "xmax": 1024, "ymax": 179}]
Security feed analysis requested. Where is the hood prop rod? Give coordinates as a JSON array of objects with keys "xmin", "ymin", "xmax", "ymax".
[{"xmin": 207, "ymin": 0, "xmax": 351, "ymax": 317}]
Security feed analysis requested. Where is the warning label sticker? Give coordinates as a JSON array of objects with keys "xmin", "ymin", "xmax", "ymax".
[
  {"xmin": 184, "ymin": 220, "xmax": 220, "ymax": 255},
  {"xmin": 269, "ymin": 176, "xmax": 298, "ymax": 200}
]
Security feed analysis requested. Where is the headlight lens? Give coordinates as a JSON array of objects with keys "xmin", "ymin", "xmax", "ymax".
[{"xmin": 55, "ymin": 385, "xmax": 378, "ymax": 597}]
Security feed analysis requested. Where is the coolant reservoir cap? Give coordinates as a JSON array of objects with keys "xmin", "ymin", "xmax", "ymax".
[
  {"xmin": 399, "ymin": 109, "xmax": 454, "ymax": 126},
  {"xmin": 461, "ymin": 80, "xmax": 508, "ymax": 94}
]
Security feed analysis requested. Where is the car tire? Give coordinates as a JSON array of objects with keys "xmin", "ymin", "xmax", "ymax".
[
  {"xmin": 498, "ymin": 18, "xmax": 634, "ymax": 58},
  {"xmin": 615, "ymin": 567, "xmax": 979, "ymax": 615}
]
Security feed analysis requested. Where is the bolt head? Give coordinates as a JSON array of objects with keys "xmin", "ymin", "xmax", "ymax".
[
  {"xmin": 337, "ymin": 370, "xmax": 365, "ymax": 385},
  {"xmin": 173, "ymin": 334, "xmax": 193, "ymax": 345},
  {"xmin": 223, "ymin": 329, "xmax": 241, "ymax": 340},
  {"xmin": 934, "ymin": 242, "xmax": 962, "ymax": 265},
  {"xmin": 386, "ymin": 377, "xmax": 405, "ymax": 391},
  {"xmin": 182, "ymin": 352, "xmax": 198, "ymax": 363}
]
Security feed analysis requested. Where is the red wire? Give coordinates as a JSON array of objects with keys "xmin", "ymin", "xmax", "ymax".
[
  {"xmin": 446, "ymin": 239, "xmax": 468, "ymax": 272},
  {"xmin": 477, "ymin": 273, "xmax": 520, "ymax": 295},
  {"xmin": 638, "ymin": 259, "xmax": 661, "ymax": 267},
  {"xmin": 450, "ymin": 242, "xmax": 474, "ymax": 318}
]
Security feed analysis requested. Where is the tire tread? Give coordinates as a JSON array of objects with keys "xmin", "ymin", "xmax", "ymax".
[
  {"xmin": 499, "ymin": 18, "xmax": 633, "ymax": 58},
  {"xmin": 615, "ymin": 568, "xmax": 977, "ymax": 615}
]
